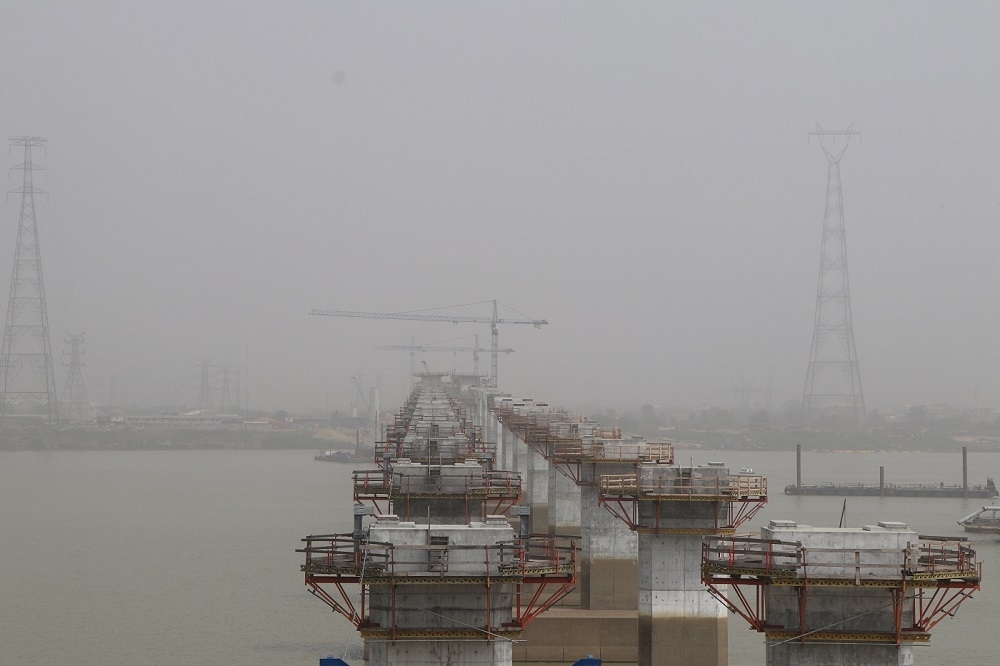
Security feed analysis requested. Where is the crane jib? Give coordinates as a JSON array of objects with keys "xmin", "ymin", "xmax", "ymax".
[{"xmin": 308, "ymin": 309, "xmax": 547, "ymax": 326}]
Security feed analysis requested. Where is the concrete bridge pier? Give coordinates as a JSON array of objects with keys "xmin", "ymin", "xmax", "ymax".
[
  {"xmin": 579, "ymin": 472, "xmax": 637, "ymax": 610},
  {"xmin": 525, "ymin": 443, "xmax": 550, "ymax": 532},
  {"xmin": 638, "ymin": 530, "xmax": 727, "ymax": 666},
  {"xmin": 547, "ymin": 465, "xmax": 580, "ymax": 536}
]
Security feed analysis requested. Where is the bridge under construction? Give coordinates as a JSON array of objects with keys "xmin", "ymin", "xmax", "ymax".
[{"xmin": 298, "ymin": 372, "xmax": 981, "ymax": 666}]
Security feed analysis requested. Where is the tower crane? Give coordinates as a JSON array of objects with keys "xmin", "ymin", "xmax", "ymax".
[
  {"xmin": 310, "ymin": 300, "xmax": 547, "ymax": 388},
  {"xmin": 376, "ymin": 335, "xmax": 515, "ymax": 379},
  {"xmin": 351, "ymin": 376, "xmax": 371, "ymax": 416}
]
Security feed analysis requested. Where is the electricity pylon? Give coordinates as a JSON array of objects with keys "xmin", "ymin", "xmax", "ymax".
[
  {"xmin": 63, "ymin": 333, "xmax": 93, "ymax": 423},
  {"xmin": 801, "ymin": 124, "xmax": 866, "ymax": 428},
  {"xmin": 0, "ymin": 137, "xmax": 58, "ymax": 424}
]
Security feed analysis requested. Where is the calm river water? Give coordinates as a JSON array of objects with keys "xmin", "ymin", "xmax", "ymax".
[{"xmin": 1, "ymin": 448, "xmax": 997, "ymax": 665}]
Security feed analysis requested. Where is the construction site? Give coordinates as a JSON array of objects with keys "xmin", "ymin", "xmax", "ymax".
[
  {"xmin": 298, "ymin": 372, "xmax": 982, "ymax": 665},
  {"xmin": 0, "ymin": 114, "xmax": 982, "ymax": 666}
]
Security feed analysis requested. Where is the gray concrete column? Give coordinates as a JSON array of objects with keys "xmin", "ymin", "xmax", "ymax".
[
  {"xmin": 547, "ymin": 465, "xmax": 580, "ymax": 536},
  {"xmin": 638, "ymin": 532, "xmax": 726, "ymax": 666},
  {"xmin": 525, "ymin": 446, "xmax": 550, "ymax": 531},
  {"xmin": 630, "ymin": 463, "xmax": 733, "ymax": 666},
  {"xmin": 579, "ymin": 482, "xmax": 637, "ymax": 610}
]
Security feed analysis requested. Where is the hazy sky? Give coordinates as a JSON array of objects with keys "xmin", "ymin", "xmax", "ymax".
[{"xmin": 1, "ymin": 2, "xmax": 999, "ymax": 414}]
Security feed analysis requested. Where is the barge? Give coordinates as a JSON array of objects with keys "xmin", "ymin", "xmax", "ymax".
[
  {"xmin": 784, "ymin": 477, "xmax": 998, "ymax": 498},
  {"xmin": 788, "ymin": 444, "xmax": 997, "ymax": 498},
  {"xmin": 314, "ymin": 448, "xmax": 372, "ymax": 463}
]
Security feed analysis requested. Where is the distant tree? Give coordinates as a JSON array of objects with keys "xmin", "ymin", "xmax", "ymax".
[
  {"xmin": 869, "ymin": 408, "xmax": 886, "ymax": 427},
  {"xmin": 273, "ymin": 409, "xmax": 289, "ymax": 422},
  {"xmin": 748, "ymin": 410, "xmax": 771, "ymax": 425},
  {"xmin": 699, "ymin": 407, "xmax": 734, "ymax": 427},
  {"xmin": 782, "ymin": 402, "xmax": 801, "ymax": 425},
  {"xmin": 906, "ymin": 405, "xmax": 929, "ymax": 427}
]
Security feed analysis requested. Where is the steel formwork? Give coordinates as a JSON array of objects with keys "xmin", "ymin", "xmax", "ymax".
[
  {"xmin": 299, "ymin": 533, "xmax": 578, "ymax": 639},
  {"xmin": 549, "ymin": 441, "xmax": 675, "ymax": 485},
  {"xmin": 700, "ymin": 535, "xmax": 981, "ymax": 645},
  {"xmin": 598, "ymin": 472, "xmax": 767, "ymax": 534},
  {"xmin": 353, "ymin": 468, "xmax": 523, "ymax": 519}
]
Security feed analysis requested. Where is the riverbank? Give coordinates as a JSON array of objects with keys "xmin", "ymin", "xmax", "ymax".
[
  {"xmin": 665, "ymin": 425, "xmax": 1000, "ymax": 453},
  {"xmin": 0, "ymin": 427, "xmax": 352, "ymax": 451}
]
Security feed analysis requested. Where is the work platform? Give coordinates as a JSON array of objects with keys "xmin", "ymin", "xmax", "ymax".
[
  {"xmin": 600, "ymin": 465, "xmax": 767, "ymax": 535},
  {"xmin": 299, "ymin": 519, "xmax": 578, "ymax": 638},
  {"xmin": 702, "ymin": 520, "xmax": 981, "ymax": 665},
  {"xmin": 352, "ymin": 463, "xmax": 522, "ymax": 522}
]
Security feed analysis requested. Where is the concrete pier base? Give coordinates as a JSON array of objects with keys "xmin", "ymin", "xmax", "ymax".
[
  {"xmin": 580, "ymin": 483, "xmax": 637, "ymax": 609},
  {"xmin": 515, "ymin": 609, "xmax": 638, "ymax": 665},
  {"xmin": 630, "ymin": 464, "xmax": 739, "ymax": 666},
  {"xmin": 637, "ymin": 533, "xmax": 726, "ymax": 666},
  {"xmin": 526, "ymin": 446, "xmax": 550, "ymax": 532},
  {"xmin": 763, "ymin": 643, "xmax": 913, "ymax": 666},
  {"xmin": 371, "ymin": 638, "xmax": 513, "ymax": 666},
  {"xmin": 548, "ymin": 465, "xmax": 580, "ymax": 536}
]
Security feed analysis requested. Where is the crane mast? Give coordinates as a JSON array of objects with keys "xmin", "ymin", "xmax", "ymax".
[{"xmin": 376, "ymin": 338, "xmax": 515, "ymax": 381}]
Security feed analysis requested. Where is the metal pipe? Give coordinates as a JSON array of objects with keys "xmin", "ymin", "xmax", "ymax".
[
  {"xmin": 796, "ymin": 444, "xmax": 801, "ymax": 491},
  {"xmin": 963, "ymin": 446, "xmax": 969, "ymax": 498}
]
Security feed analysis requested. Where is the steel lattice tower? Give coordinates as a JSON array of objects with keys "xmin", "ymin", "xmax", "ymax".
[
  {"xmin": 801, "ymin": 124, "xmax": 866, "ymax": 428},
  {"xmin": 62, "ymin": 332, "xmax": 92, "ymax": 423},
  {"xmin": 0, "ymin": 137, "xmax": 59, "ymax": 424},
  {"xmin": 195, "ymin": 357, "xmax": 215, "ymax": 411}
]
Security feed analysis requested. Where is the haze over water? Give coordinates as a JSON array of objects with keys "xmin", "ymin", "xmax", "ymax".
[{"xmin": 2, "ymin": 448, "xmax": 996, "ymax": 665}]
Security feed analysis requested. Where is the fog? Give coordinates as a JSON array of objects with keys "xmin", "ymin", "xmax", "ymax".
[{"xmin": 1, "ymin": 2, "xmax": 998, "ymax": 415}]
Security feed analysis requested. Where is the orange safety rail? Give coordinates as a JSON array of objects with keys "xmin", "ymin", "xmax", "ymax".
[
  {"xmin": 373, "ymin": 440, "xmax": 497, "ymax": 465},
  {"xmin": 600, "ymin": 473, "xmax": 768, "ymax": 499},
  {"xmin": 552, "ymin": 442, "xmax": 674, "ymax": 463},
  {"xmin": 298, "ymin": 533, "xmax": 577, "ymax": 632},
  {"xmin": 548, "ymin": 442, "xmax": 674, "ymax": 485},
  {"xmin": 701, "ymin": 536, "xmax": 982, "ymax": 645},
  {"xmin": 352, "ymin": 469, "xmax": 523, "ymax": 518},
  {"xmin": 598, "ymin": 473, "xmax": 768, "ymax": 534}
]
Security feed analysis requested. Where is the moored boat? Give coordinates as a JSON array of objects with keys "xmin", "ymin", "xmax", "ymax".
[{"xmin": 958, "ymin": 505, "xmax": 1000, "ymax": 533}]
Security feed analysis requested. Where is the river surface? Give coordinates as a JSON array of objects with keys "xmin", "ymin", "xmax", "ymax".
[{"xmin": 1, "ymin": 448, "xmax": 998, "ymax": 665}]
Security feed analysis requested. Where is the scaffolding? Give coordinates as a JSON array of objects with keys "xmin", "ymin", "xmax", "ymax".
[
  {"xmin": 299, "ymin": 531, "xmax": 578, "ymax": 639},
  {"xmin": 549, "ymin": 441, "xmax": 675, "ymax": 485},
  {"xmin": 599, "ymin": 471, "xmax": 767, "ymax": 534},
  {"xmin": 375, "ymin": 438, "xmax": 496, "ymax": 468},
  {"xmin": 353, "ymin": 467, "xmax": 523, "ymax": 520},
  {"xmin": 701, "ymin": 535, "xmax": 981, "ymax": 645}
]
